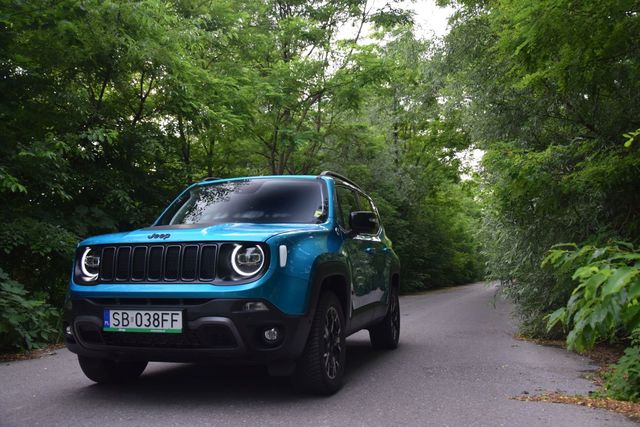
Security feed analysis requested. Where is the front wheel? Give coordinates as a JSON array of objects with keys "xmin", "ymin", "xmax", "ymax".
[
  {"xmin": 369, "ymin": 287, "xmax": 400, "ymax": 349},
  {"xmin": 78, "ymin": 356, "xmax": 147, "ymax": 384},
  {"xmin": 292, "ymin": 291, "xmax": 346, "ymax": 395}
]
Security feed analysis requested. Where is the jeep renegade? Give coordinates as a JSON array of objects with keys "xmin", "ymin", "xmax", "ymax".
[{"xmin": 64, "ymin": 171, "xmax": 400, "ymax": 394}]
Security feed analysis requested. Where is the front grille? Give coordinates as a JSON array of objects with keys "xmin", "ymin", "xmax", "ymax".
[{"xmin": 97, "ymin": 243, "xmax": 217, "ymax": 283}]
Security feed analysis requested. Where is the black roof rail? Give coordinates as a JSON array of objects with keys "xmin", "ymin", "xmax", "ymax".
[{"xmin": 319, "ymin": 171, "xmax": 361, "ymax": 189}]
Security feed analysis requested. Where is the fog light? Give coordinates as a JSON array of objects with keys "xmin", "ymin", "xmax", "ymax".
[
  {"xmin": 263, "ymin": 327, "xmax": 280, "ymax": 343},
  {"xmin": 65, "ymin": 325, "xmax": 73, "ymax": 336},
  {"xmin": 244, "ymin": 301, "xmax": 269, "ymax": 312}
]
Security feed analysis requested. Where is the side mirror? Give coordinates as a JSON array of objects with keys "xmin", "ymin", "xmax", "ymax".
[{"xmin": 350, "ymin": 211, "xmax": 378, "ymax": 235}]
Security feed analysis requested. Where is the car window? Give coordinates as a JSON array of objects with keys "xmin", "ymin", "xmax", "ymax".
[
  {"xmin": 357, "ymin": 193, "xmax": 373, "ymax": 212},
  {"xmin": 356, "ymin": 191, "xmax": 380, "ymax": 234},
  {"xmin": 336, "ymin": 186, "xmax": 358, "ymax": 229}
]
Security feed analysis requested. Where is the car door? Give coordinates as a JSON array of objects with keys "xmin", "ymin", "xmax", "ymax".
[
  {"xmin": 335, "ymin": 185, "xmax": 377, "ymax": 313},
  {"xmin": 354, "ymin": 191, "xmax": 387, "ymax": 305}
]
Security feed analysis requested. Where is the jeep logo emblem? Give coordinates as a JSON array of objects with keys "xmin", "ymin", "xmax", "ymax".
[{"xmin": 147, "ymin": 233, "xmax": 171, "ymax": 240}]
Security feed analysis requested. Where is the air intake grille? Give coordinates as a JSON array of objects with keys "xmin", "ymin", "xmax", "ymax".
[{"xmin": 97, "ymin": 244, "xmax": 217, "ymax": 283}]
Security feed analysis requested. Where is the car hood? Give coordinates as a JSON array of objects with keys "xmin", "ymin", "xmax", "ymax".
[{"xmin": 79, "ymin": 223, "xmax": 327, "ymax": 246}]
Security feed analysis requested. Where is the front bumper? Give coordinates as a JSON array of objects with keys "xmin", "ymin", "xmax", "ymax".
[{"xmin": 64, "ymin": 298, "xmax": 312, "ymax": 365}]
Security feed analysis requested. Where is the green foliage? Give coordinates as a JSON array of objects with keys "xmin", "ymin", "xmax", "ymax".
[
  {"xmin": 544, "ymin": 242, "xmax": 640, "ymax": 401},
  {"xmin": 323, "ymin": 27, "xmax": 483, "ymax": 291},
  {"xmin": 0, "ymin": 1, "xmax": 482, "ymax": 351},
  {"xmin": 602, "ymin": 339, "xmax": 640, "ymax": 402},
  {"xmin": 442, "ymin": 0, "xmax": 640, "ymax": 336},
  {"xmin": 543, "ymin": 242, "xmax": 640, "ymax": 351},
  {"xmin": 441, "ymin": 0, "xmax": 640, "ymax": 401},
  {"xmin": 0, "ymin": 269, "xmax": 60, "ymax": 351},
  {"xmin": 623, "ymin": 129, "xmax": 640, "ymax": 148}
]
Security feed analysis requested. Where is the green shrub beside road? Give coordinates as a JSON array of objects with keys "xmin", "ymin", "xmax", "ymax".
[
  {"xmin": 0, "ymin": 269, "xmax": 60, "ymax": 351},
  {"xmin": 545, "ymin": 243, "xmax": 640, "ymax": 401}
]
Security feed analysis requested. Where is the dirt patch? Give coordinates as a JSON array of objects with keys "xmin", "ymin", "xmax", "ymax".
[
  {"xmin": 585, "ymin": 344, "xmax": 627, "ymax": 367},
  {"xmin": 0, "ymin": 343, "xmax": 65, "ymax": 363},
  {"xmin": 513, "ymin": 392, "xmax": 640, "ymax": 420}
]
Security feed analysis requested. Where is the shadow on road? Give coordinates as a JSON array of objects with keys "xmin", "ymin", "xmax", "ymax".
[{"xmin": 70, "ymin": 338, "xmax": 394, "ymax": 405}]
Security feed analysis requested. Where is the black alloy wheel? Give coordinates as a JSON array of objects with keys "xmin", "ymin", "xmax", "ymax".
[
  {"xmin": 369, "ymin": 287, "xmax": 400, "ymax": 350},
  {"xmin": 323, "ymin": 305, "xmax": 343, "ymax": 380},
  {"xmin": 292, "ymin": 291, "xmax": 346, "ymax": 395}
]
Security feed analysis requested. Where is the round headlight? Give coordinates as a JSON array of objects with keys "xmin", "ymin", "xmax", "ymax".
[
  {"xmin": 80, "ymin": 247, "xmax": 100, "ymax": 281},
  {"xmin": 231, "ymin": 245, "xmax": 265, "ymax": 277}
]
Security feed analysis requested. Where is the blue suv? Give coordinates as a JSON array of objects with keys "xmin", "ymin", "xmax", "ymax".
[{"xmin": 64, "ymin": 171, "xmax": 400, "ymax": 394}]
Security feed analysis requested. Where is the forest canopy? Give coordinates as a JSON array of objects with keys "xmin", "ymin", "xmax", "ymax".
[{"xmin": 0, "ymin": 0, "xmax": 482, "ymax": 351}]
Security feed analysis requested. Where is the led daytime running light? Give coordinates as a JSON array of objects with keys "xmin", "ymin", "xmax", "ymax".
[
  {"xmin": 80, "ymin": 247, "xmax": 99, "ymax": 281},
  {"xmin": 231, "ymin": 245, "xmax": 265, "ymax": 277}
]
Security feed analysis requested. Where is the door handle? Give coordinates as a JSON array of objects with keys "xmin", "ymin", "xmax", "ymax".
[{"xmin": 365, "ymin": 247, "xmax": 375, "ymax": 254}]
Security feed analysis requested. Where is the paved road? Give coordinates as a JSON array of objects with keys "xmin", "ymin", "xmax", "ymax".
[{"xmin": 0, "ymin": 283, "xmax": 634, "ymax": 426}]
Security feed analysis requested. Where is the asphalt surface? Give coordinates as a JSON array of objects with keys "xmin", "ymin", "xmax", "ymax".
[{"xmin": 0, "ymin": 282, "xmax": 634, "ymax": 426}]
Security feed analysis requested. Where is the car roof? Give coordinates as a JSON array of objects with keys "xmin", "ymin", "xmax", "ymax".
[{"xmin": 198, "ymin": 172, "xmax": 362, "ymax": 191}]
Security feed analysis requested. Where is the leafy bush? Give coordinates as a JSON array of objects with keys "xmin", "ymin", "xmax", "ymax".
[
  {"xmin": 603, "ymin": 340, "xmax": 640, "ymax": 402},
  {"xmin": 544, "ymin": 242, "xmax": 640, "ymax": 351},
  {"xmin": 544, "ymin": 242, "xmax": 640, "ymax": 401},
  {"xmin": 0, "ymin": 269, "xmax": 60, "ymax": 351}
]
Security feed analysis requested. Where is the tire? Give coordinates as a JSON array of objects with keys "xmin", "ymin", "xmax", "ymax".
[
  {"xmin": 369, "ymin": 286, "xmax": 400, "ymax": 350},
  {"xmin": 78, "ymin": 356, "xmax": 147, "ymax": 384},
  {"xmin": 292, "ymin": 291, "xmax": 346, "ymax": 395}
]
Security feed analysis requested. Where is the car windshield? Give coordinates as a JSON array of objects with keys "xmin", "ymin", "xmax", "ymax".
[{"xmin": 157, "ymin": 178, "xmax": 326, "ymax": 225}]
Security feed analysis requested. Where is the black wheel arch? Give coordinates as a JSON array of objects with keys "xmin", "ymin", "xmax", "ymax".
[{"xmin": 306, "ymin": 259, "xmax": 352, "ymax": 330}]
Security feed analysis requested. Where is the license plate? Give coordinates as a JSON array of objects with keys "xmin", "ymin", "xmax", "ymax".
[{"xmin": 103, "ymin": 309, "xmax": 182, "ymax": 333}]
